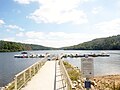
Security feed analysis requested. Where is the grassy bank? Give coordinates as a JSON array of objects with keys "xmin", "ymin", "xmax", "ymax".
[
  {"xmin": 63, "ymin": 61, "xmax": 120, "ymax": 90},
  {"xmin": 63, "ymin": 61, "xmax": 84, "ymax": 89},
  {"xmin": 63, "ymin": 61, "xmax": 81, "ymax": 81}
]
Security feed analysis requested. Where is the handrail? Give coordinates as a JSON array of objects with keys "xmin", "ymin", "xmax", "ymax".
[
  {"xmin": 3, "ymin": 58, "xmax": 46, "ymax": 90},
  {"xmin": 54, "ymin": 61, "xmax": 57, "ymax": 90},
  {"xmin": 59, "ymin": 60, "xmax": 75, "ymax": 90}
]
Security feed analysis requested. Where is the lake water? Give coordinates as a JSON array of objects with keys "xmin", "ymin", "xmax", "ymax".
[{"xmin": 0, "ymin": 50, "xmax": 120, "ymax": 87}]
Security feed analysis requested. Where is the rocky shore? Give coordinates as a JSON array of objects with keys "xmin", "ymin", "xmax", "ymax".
[
  {"xmin": 63, "ymin": 61, "xmax": 120, "ymax": 90},
  {"xmin": 91, "ymin": 75, "xmax": 120, "ymax": 90}
]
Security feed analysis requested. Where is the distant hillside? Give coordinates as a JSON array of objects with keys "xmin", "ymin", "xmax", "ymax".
[
  {"xmin": 1, "ymin": 35, "xmax": 120, "ymax": 52},
  {"xmin": 62, "ymin": 35, "xmax": 120, "ymax": 50},
  {"xmin": 0, "ymin": 40, "xmax": 53, "ymax": 52}
]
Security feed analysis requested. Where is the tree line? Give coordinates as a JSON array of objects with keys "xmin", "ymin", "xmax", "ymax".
[
  {"xmin": 0, "ymin": 41, "xmax": 53, "ymax": 52},
  {"xmin": 0, "ymin": 35, "xmax": 120, "ymax": 52},
  {"xmin": 62, "ymin": 35, "xmax": 120, "ymax": 50}
]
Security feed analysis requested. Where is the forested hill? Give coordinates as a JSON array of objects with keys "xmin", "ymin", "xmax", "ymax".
[
  {"xmin": 62, "ymin": 35, "xmax": 120, "ymax": 50},
  {"xmin": 0, "ymin": 41, "xmax": 53, "ymax": 52},
  {"xmin": 1, "ymin": 35, "xmax": 120, "ymax": 52}
]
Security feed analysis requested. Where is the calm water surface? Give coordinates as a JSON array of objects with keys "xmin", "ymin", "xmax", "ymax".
[{"xmin": 0, "ymin": 50, "xmax": 120, "ymax": 87}]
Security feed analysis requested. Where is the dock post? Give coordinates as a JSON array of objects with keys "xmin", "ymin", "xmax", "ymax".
[
  {"xmin": 14, "ymin": 76, "xmax": 17, "ymax": 90},
  {"xmin": 23, "ymin": 72, "xmax": 26, "ymax": 84},
  {"xmin": 37, "ymin": 63, "xmax": 39, "ymax": 72},
  {"xmin": 29, "ymin": 68, "xmax": 31, "ymax": 79},
  {"xmin": 33, "ymin": 66, "xmax": 35, "ymax": 76}
]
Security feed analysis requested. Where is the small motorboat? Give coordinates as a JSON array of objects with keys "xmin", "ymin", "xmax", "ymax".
[{"xmin": 14, "ymin": 52, "xmax": 29, "ymax": 58}]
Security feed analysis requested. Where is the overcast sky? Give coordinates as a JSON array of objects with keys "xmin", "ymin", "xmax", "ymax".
[{"xmin": 0, "ymin": 0, "xmax": 120, "ymax": 48}]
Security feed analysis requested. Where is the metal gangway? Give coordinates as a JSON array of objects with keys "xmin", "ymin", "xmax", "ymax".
[{"xmin": 2, "ymin": 58, "xmax": 75, "ymax": 90}]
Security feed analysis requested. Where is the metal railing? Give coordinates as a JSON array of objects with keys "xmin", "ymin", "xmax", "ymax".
[
  {"xmin": 4, "ymin": 59, "xmax": 46, "ymax": 90},
  {"xmin": 59, "ymin": 60, "xmax": 75, "ymax": 90}
]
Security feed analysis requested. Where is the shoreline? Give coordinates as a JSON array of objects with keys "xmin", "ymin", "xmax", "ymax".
[
  {"xmin": 91, "ymin": 74, "xmax": 120, "ymax": 90},
  {"xmin": 93, "ymin": 74, "xmax": 120, "ymax": 81}
]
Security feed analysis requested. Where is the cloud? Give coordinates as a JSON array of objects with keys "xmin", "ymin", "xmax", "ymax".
[
  {"xmin": 0, "ymin": 19, "xmax": 5, "ymax": 26},
  {"xmin": 7, "ymin": 25, "xmax": 24, "ymax": 31},
  {"xmin": 14, "ymin": 0, "xmax": 94, "ymax": 4},
  {"xmin": 6, "ymin": 29, "xmax": 11, "ymax": 32},
  {"xmin": 81, "ymin": 0, "xmax": 95, "ymax": 3},
  {"xmin": 116, "ymin": 0, "xmax": 120, "ymax": 8},
  {"xmin": 16, "ymin": 32, "xmax": 24, "ymax": 37},
  {"xmin": 49, "ymin": 32, "xmax": 83, "ymax": 39},
  {"xmin": 17, "ymin": 31, "xmax": 105, "ymax": 47},
  {"xmin": 25, "ymin": 31, "xmax": 45, "ymax": 39},
  {"xmin": 15, "ymin": 0, "xmax": 88, "ymax": 24},
  {"xmin": 14, "ymin": 0, "xmax": 31, "ymax": 4},
  {"xmin": 28, "ymin": 9, "xmax": 88, "ymax": 24},
  {"xmin": 3, "ymin": 37, "xmax": 15, "ymax": 41},
  {"xmin": 95, "ymin": 18, "xmax": 120, "ymax": 35},
  {"xmin": 92, "ymin": 7, "xmax": 103, "ymax": 14}
]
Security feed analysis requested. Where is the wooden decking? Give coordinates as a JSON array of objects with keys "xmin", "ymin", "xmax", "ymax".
[
  {"xmin": 21, "ymin": 61, "xmax": 65, "ymax": 90},
  {"xmin": 56, "ymin": 61, "xmax": 66, "ymax": 90}
]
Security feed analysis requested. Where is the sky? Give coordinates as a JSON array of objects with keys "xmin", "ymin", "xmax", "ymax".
[{"xmin": 0, "ymin": 0, "xmax": 120, "ymax": 48}]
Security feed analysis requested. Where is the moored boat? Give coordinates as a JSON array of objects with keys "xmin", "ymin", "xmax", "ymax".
[{"xmin": 14, "ymin": 51, "xmax": 29, "ymax": 58}]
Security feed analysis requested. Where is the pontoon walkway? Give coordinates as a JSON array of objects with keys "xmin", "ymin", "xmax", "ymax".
[{"xmin": 21, "ymin": 60, "xmax": 65, "ymax": 90}]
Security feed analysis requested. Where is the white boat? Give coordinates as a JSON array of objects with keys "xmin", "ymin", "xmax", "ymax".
[
  {"xmin": 29, "ymin": 53, "xmax": 37, "ymax": 58},
  {"xmin": 14, "ymin": 52, "xmax": 29, "ymax": 58}
]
